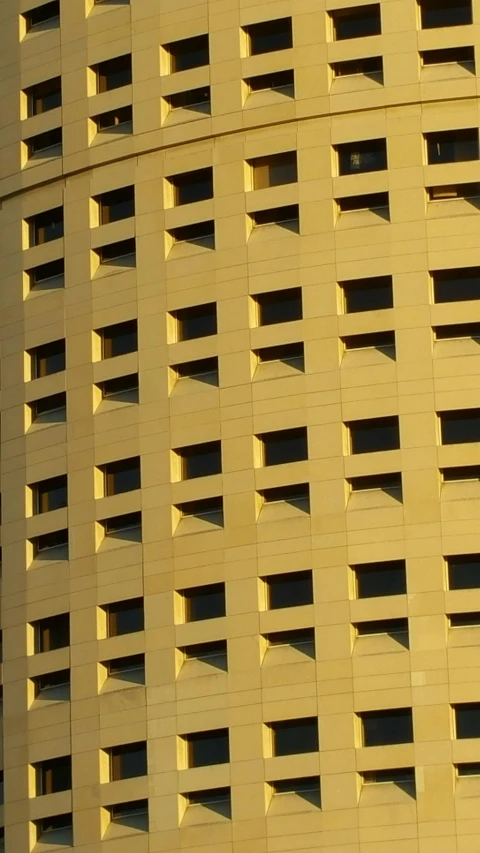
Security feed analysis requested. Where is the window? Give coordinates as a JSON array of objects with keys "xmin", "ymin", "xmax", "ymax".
[
  {"xmin": 102, "ymin": 511, "xmax": 142, "ymax": 538},
  {"xmin": 349, "ymin": 472, "xmax": 402, "ymax": 493},
  {"xmin": 28, "ymin": 258, "xmax": 64, "ymax": 290},
  {"xmin": 362, "ymin": 768, "xmax": 415, "ymax": 786},
  {"xmin": 31, "ymin": 339, "xmax": 65, "ymax": 378},
  {"xmin": 348, "ymin": 416, "xmax": 400, "ymax": 454},
  {"xmin": 251, "ymin": 204, "xmax": 299, "ymax": 229},
  {"xmin": 457, "ymin": 763, "xmax": 480, "ymax": 776},
  {"xmin": 256, "ymin": 342, "xmax": 305, "ymax": 370},
  {"xmin": 247, "ymin": 70, "xmax": 294, "ymax": 95},
  {"xmin": 100, "ymin": 320, "xmax": 137, "ymax": 358},
  {"xmin": 97, "ymin": 238, "xmax": 136, "ymax": 266},
  {"xmin": 166, "ymin": 34, "xmax": 209, "ymax": 72},
  {"xmin": 255, "ymin": 287, "xmax": 302, "ymax": 325},
  {"xmin": 35, "ymin": 814, "xmax": 72, "ymax": 846},
  {"xmin": 187, "ymin": 788, "xmax": 231, "ymax": 816},
  {"xmin": 169, "ymin": 221, "xmax": 214, "ymax": 247},
  {"xmin": 96, "ymin": 186, "xmax": 135, "ymax": 224},
  {"xmin": 442, "ymin": 465, "xmax": 480, "ymax": 482},
  {"xmin": 440, "ymin": 410, "xmax": 480, "ymax": 444},
  {"xmin": 173, "ymin": 303, "xmax": 217, "ymax": 340},
  {"xmin": 28, "ymin": 207, "xmax": 63, "ymax": 246},
  {"xmin": 433, "ymin": 267, "xmax": 480, "ymax": 303},
  {"xmin": 34, "ymin": 613, "xmax": 70, "ymax": 653},
  {"xmin": 244, "ymin": 18, "xmax": 292, "ymax": 55},
  {"xmin": 169, "ymin": 168, "xmax": 213, "ymax": 205},
  {"xmin": 336, "ymin": 139, "xmax": 387, "ymax": 174},
  {"xmin": 337, "ymin": 192, "xmax": 389, "ymax": 213},
  {"xmin": 176, "ymin": 441, "xmax": 222, "ymax": 479},
  {"xmin": 174, "ymin": 356, "xmax": 219, "ymax": 385},
  {"xmin": 94, "ymin": 105, "xmax": 133, "ymax": 133},
  {"xmin": 270, "ymin": 719, "xmax": 319, "ymax": 756},
  {"xmin": 177, "ymin": 497, "xmax": 223, "ymax": 525},
  {"xmin": 32, "ymin": 528, "xmax": 68, "ymax": 558},
  {"xmin": 108, "ymin": 800, "xmax": 148, "ymax": 830},
  {"xmin": 106, "ymin": 599, "xmax": 144, "ymax": 637},
  {"xmin": 166, "ymin": 86, "xmax": 210, "ymax": 111},
  {"xmin": 449, "ymin": 613, "xmax": 480, "ymax": 627},
  {"xmin": 26, "ymin": 127, "xmax": 62, "ymax": 159},
  {"xmin": 32, "ymin": 475, "xmax": 67, "ymax": 514},
  {"xmin": 185, "ymin": 729, "xmax": 229, "ymax": 767},
  {"xmin": 250, "ymin": 152, "xmax": 297, "ymax": 189},
  {"xmin": 106, "ymin": 653, "xmax": 145, "ymax": 680},
  {"xmin": 425, "ymin": 129, "xmax": 478, "ymax": 164},
  {"xmin": 447, "ymin": 554, "xmax": 480, "ymax": 589},
  {"xmin": 331, "ymin": 57, "xmax": 383, "ymax": 78},
  {"xmin": 421, "ymin": 47, "xmax": 475, "ymax": 67},
  {"xmin": 266, "ymin": 628, "xmax": 315, "ymax": 657},
  {"xmin": 26, "ymin": 77, "xmax": 61, "ymax": 116},
  {"xmin": 35, "ymin": 756, "xmax": 71, "ymax": 795},
  {"xmin": 266, "ymin": 571, "xmax": 313, "ymax": 609},
  {"xmin": 341, "ymin": 275, "xmax": 393, "ymax": 312},
  {"xmin": 260, "ymin": 483, "xmax": 310, "ymax": 509},
  {"xmin": 183, "ymin": 583, "xmax": 226, "ymax": 622},
  {"xmin": 455, "ymin": 704, "xmax": 480, "ymax": 738},
  {"xmin": 427, "ymin": 182, "xmax": 480, "ymax": 201},
  {"xmin": 435, "ymin": 323, "xmax": 480, "ymax": 340},
  {"xmin": 95, "ymin": 55, "xmax": 132, "ymax": 93},
  {"xmin": 103, "ymin": 457, "xmax": 140, "ymax": 495},
  {"xmin": 260, "ymin": 427, "xmax": 308, "ymax": 466},
  {"xmin": 183, "ymin": 640, "xmax": 228, "ymax": 668},
  {"xmin": 343, "ymin": 330, "xmax": 395, "ymax": 351},
  {"xmin": 360, "ymin": 708, "xmax": 413, "ymax": 746},
  {"xmin": 331, "ymin": 4, "xmax": 381, "ymax": 40},
  {"xmin": 355, "ymin": 560, "xmax": 406, "ymax": 598},
  {"xmin": 99, "ymin": 374, "xmax": 139, "ymax": 402},
  {"xmin": 418, "ymin": 0, "xmax": 472, "ymax": 29},
  {"xmin": 356, "ymin": 618, "xmax": 409, "ymax": 637},
  {"xmin": 33, "ymin": 669, "xmax": 70, "ymax": 700},
  {"xmin": 24, "ymin": 1, "xmax": 59, "ymax": 32},
  {"xmin": 271, "ymin": 777, "xmax": 320, "ymax": 803},
  {"xmin": 30, "ymin": 392, "xmax": 66, "ymax": 424},
  {"xmin": 109, "ymin": 742, "xmax": 147, "ymax": 780}
]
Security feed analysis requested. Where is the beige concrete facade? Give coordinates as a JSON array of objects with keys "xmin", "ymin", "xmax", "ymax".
[{"xmin": 3, "ymin": 0, "xmax": 480, "ymax": 850}]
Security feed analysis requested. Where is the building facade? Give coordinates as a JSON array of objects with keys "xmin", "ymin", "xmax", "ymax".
[{"xmin": 2, "ymin": 0, "xmax": 480, "ymax": 850}]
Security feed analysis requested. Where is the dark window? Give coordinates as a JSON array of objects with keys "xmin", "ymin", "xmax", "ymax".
[
  {"xmin": 426, "ymin": 129, "xmax": 478, "ymax": 164},
  {"xmin": 31, "ymin": 392, "xmax": 66, "ymax": 423},
  {"xmin": 96, "ymin": 55, "xmax": 132, "ymax": 93},
  {"xmin": 338, "ymin": 192, "xmax": 389, "ymax": 212},
  {"xmin": 421, "ymin": 47, "xmax": 475, "ymax": 66},
  {"xmin": 34, "ymin": 613, "xmax": 70, "ymax": 653},
  {"xmin": 178, "ymin": 497, "xmax": 223, "ymax": 523},
  {"xmin": 271, "ymin": 718, "xmax": 319, "ymax": 756},
  {"xmin": 27, "ymin": 127, "xmax": 62, "ymax": 158},
  {"xmin": 107, "ymin": 653, "xmax": 145, "ymax": 677},
  {"xmin": 331, "ymin": 4, "xmax": 381, "ymax": 40},
  {"xmin": 183, "ymin": 640, "xmax": 228, "ymax": 666},
  {"xmin": 167, "ymin": 34, "xmax": 209, "ymax": 72},
  {"xmin": 103, "ymin": 511, "xmax": 142, "ymax": 537},
  {"xmin": 250, "ymin": 152, "xmax": 297, "ymax": 189},
  {"xmin": 100, "ymin": 374, "xmax": 139, "ymax": 401},
  {"xmin": 251, "ymin": 204, "xmax": 299, "ymax": 228},
  {"xmin": 450, "ymin": 612, "xmax": 480, "ymax": 627},
  {"xmin": 343, "ymin": 330, "xmax": 395, "ymax": 351},
  {"xmin": 356, "ymin": 618, "xmax": 409, "ymax": 636},
  {"xmin": 170, "ymin": 168, "xmax": 213, "ymax": 205},
  {"xmin": 183, "ymin": 583, "xmax": 225, "ymax": 622},
  {"xmin": 97, "ymin": 186, "xmax": 134, "ymax": 224},
  {"xmin": 32, "ymin": 528, "xmax": 68, "ymax": 558},
  {"xmin": 109, "ymin": 742, "xmax": 147, "ymax": 780},
  {"xmin": 256, "ymin": 342, "xmax": 305, "ymax": 370},
  {"xmin": 169, "ymin": 221, "xmax": 214, "ymax": 246},
  {"xmin": 360, "ymin": 708, "xmax": 413, "ymax": 746},
  {"xmin": 419, "ymin": 0, "xmax": 472, "ymax": 29},
  {"xmin": 245, "ymin": 18, "xmax": 292, "ymax": 55},
  {"xmin": 266, "ymin": 571, "xmax": 313, "ymax": 609},
  {"xmin": 177, "ymin": 441, "xmax": 222, "ymax": 479},
  {"xmin": 98, "ymin": 238, "xmax": 136, "ymax": 265},
  {"xmin": 31, "ymin": 339, "xmax": 65, "ymax": 378},
  {"xmin": 174, "ymin": 356, "xmax": 219, "ymax": 384},
  {"xmin": 350, "ymin": 472, "xmax": 402, "ymax": 492},
  {"xmin": 256, "ymin": 287, "xmax": 302, "ymax": 325},
  {"xmin": 266, "ymin": 628, "xmax": 315, "ymax": 656},
  {"xmin": 442, "ymin": 465, "xmax": 480, "ymax": 482},
  {"xmin": 448, "ymin": 554, "xmax": 480, "ymax": 589},
  {"xmin": 261, "ymin": 426, "xmax": 308, "ymax": 465},
  {"xmin": 25, "ymin": 1, "xmax": 59, "ymax": 31},
  {"xmin": 186, "ymin": 729, "xmax": 229, "ymax": 767},
  {"xmin": 174, "ymin": 303, "xmax": 217, "ymax": 340},
  {"xmin": 36, "ymin": 756, "xmax": 71, "ymax": 796},
  {"xmin": 103, "ymin": 457, "xmax": 140, "ymax": 495},
  {"xmin": 433, "ymin": 267, "xmax": 480, "ymax": 303},
  {"xmin": 427, "ymin": 182, "xmax": 480, "ymax": 201},
  {"xmin": 247, "ymin": 69, "xmax": 294, "ymax": 94},
  {"xmin": 455, "ymin": 704, "xmax": 480, "ymax": 739},
  {"xmin": 261, "ymin": 483, "xmax": 310, "ymax": 507},
  {"xmin": 342, "ymin": 276, "xmax": 393, "ymax": 313},
  {"xmin": 101, "ymin": 320, "xmax": 137, "ymax": 358},
  {"xmin": 33, "ymin": 669, "xmax": 70, "ymax": 699},
  {"xmin": 28, "ymin": 207, "xmax": 63, "ymax": 246},
  {"xmin": 440, "ymin": 410, "xmax": 480, "ymax": 444},
  {"xmin": 33, "ymin": 475, "xmax": 67, "ymax": 514},
  {"xmin": 457, "ymin": 763, "xmax": 480, "ymax": 776},
  {"xmin": 349, "ymin": 416, "xmax": 400, "ymax": 454},
  {"xmin": 109, "ymin": 799, "xmax": 148, "ymax": 824},
  {"xmin": 363, "ymin": 768, "xmax": 415, "ymax": 784},
  {"xmin": 95, "ymin": 105, "xmax": 133, "ymax": 132},
  {"xmin": 355, "ymin": 560, "xmax": 406, "ymax": 598},
  {"xmin": 36, "ymin": 814, "xmax": 72, "ymax": 842},
  {"xmin": 166, "ymin": 86, "xmax": 211, "ymax": 111},
  {"xmin": 331, "ymin": 56, "xmax": 383, "ymax": 78},
  {"xmin": 435, "ymin": 323, "xmax": 480, "ymax": 340},
  {"xmin": 187, "ymin": 788, "xmax": 231, "ymax": 812},
  {"xmin": 272, "ymin": 777, "xmax": 320, "ymax": 800},
  {"xmin": 26, "ymin": 77, "xmax": 61, "ymax": 116},
  {"xmin": 337, "ymin": 139, "xmax": 387, "ymax": 174},
  {"xmin": 28, "ymin": 259, "xmax": 64, "ymax": 290},
  {"xmin": 106, "ymin": 599, "xmax": 144, "ymax": 637}
]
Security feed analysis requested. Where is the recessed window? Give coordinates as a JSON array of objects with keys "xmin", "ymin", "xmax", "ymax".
[
  {"xmin": 360, "ymin": 708, "xmax": 413, "ymax": 746},
  {"xmin": 244, "ymin": 18, "xmax": 292, "ymax": 55},
  {"xmin": 442, "ymin": 465, "xmax": 480, "ymax": 482},
  {"xmin": 354, "ymin": 560, "xmax": 406, "ymax": 598},
  {"xmin": 449, "ymin": 612, "xmax": 480, "ymax": 627},
  {"xmin": 166, "ymin": 86, "xmax": 211, "ymax": 112},
  {"xmin": 455, "ymin": 703, "xmax": 480, "ymax": 738},
  {"xmin": 169, "ymin": 168, "xmax": 213, "ymax": 205},
  {"xmin": 176, "ymin": 441, "xmax": 221, "ymax": 479},
  {"xmin": 270, "ymin": 718, "xmax": 319, "ymax": 756},
  {"xmin": 108, "ymin": 742, "xmax": 147, "ymax": 780},
  {"xmin": 102, "ymin": 457, "xmax": 140, "ymax": 495},
  {"xmin": 33, "ymin": 613, "xmax": 70, "ymax": 653},
  {"xmin": 247, "ymin": 69, "xmax": 294, "ymax": 95},
  {"xmin": 348, "ymin": 416, "xmax": 400, "ymax": 454},
  {"xmin": 341, "ymin": 275, "xmax": 393, "ymax": 313},
  {"xmin": 30, "ymin": 392, "xmax": 66, "ymax": 424},
  {"xmin": 331, "ymin": 4, "xmax": 381, "ymax": 40},
  {"xmin": 432, "ymin": 267, "xmax": 480, "ymax": 303},
  {"xmin": 173, "ymin": 303, "xmax": 217, "ymax": 340},
  {"xmin": 106, "ymin": 653, "xmax": 145, "ymax": 680},
  {"xmin": 427, "ymin": 182, "xmax": 480, "ymax": 201},
  {"xmin": 28, "ymin": 258, "xmax": 64, "ymax": 290},
  {"xmin": 31, "ymin": 528, "xmax": 68, "ymax": 559},
  {"xmin": 108, "ymin": 800, "xmax": 148, "ymax": 830},
  {"xmin": 25, "ymin": 77, "xmax": 61, "ymax": 116},
  {"xmin": 35, "ymin": 756, "xmax": 71, "ymax": 796},
  {"xmin": 362, "ymin": 768, "xmax": 415, "ymax": 785},
  {"xmin": 266, "ymin": 628, "xmax": 315, "ymax": 658},
  {"xmin": 177, "ymin": 497, "xmax": 223, "ymax": 525},
  {"xmin": 26, "ymin": 127, "xmax": 62, "ymax": 159},
  {"xmin": 182, "ymin": 582, "xmax": 226, "ymax": 622},
  {"xmin": 251, "ymin": 204, "xmax": 299, "ymax": 230},
  {"xmin": 425, "ymin": 129, "xmax": 478, "ymax": 164},
  {"xmin": 97, "ymin": 238, "xmax": 136, "ymax": 267},
  {"xmin": 434, "ymin": 322, "xmax": 480, "ymax": 340},
  {"xmin": 266, "ymin": 570, "xmax": 313, "ymax": 609},
  {"xmin": 255, "ymin": 287, "xmax": 302, "ymax": 325},
  {"xmin": 256, "ymin": 342, "xmax": 305, "ymax": 370},
  {"xmin": 338, "ymin": 192, "xmax": 389, "ymax": 213},
  {"xmin": 34, "ymin": 814, "xmax": 72, "ymax": 847},
  {"xmin": 100, "ymin": 320, "xmax": 137, "ymax": 359},
  {"xmin": 418, "ymin": 0, "xmax": 472, "ymax": 29},
  {"xmin": 260, "ymin": 483, "xmax": 310, "ymax": 510},
  {"xmin": 169, "ymin": 221, "xmax": 215, "ymax": 248},
  {"xmin": 182, "ymin": 640, "xmax": 228, "ymax": 668},
  {"xmin": 185, "ymin": 729, "xmax": 229, "ymax": 767},
  {"xmin": 343, "ymin": 330, "xmax": 395, "ymax": 351},
  {"xmin": 102, "ymin": 511, "xmax": 142, "ymax": 538},
  {"xmin": 30, "ymin": 339, "xmax": 65, "ymax": 378},
  {"xmin": 24, "ymin": 0, "xmax": 60, "ymax": 32},
  {"xmin": 457, "ymin": 763, "xmax": 480, "ymax": 776},
  {"xmin": 94, "ymin": 105, "xmax": 133, "ymax": 133},
  {"xmin": 440, "ymin": 409, "xmax": 480, "ymax": 444},
  {"xmin": 105, "ymin": 599, "xmax": 144, "ymax": 637},
  {"xmin": 187, "ymin": 787, "xmax": 231, "ymax": 816},
  {"xmin": 336, "ymin": 139, "xmax": 387, "ymax": 174},
  {"xmin": 249, "ymin": 152, "xmax": 297, "ymax": 189},
  {"xmin": 28, "ymin": 207, "xmax": 63, "ymax": 246},
  {"xmin": 260, "ymin": 426, "xmax": 308, "ymax": 466},
  {"xmin": 421, "ymin": 47, "xmax": 475, "ymax": 67},
  {"xmin": 271, "ymin": 776, "xmax": 320, "ymax": 800},
  {"xmin": 349, "ymin": 472, "xmax": 402, "ymax": 493},
  {"xmin": 356, "ymin": 618, "xmax": 409, "ymax": 637},
  {"xmin": 331, "ymin": 56, "xmax": 383, "ymax": 78},
  {"xmin": 174, "ymin": 356, "xmax": 219, "ymax": 385},
  {"xmin": 32, "ymin": 475, "xmax": 67, "ymax": 514},
  {"xmin": 32, "ymin": 669, "xmax": 70, "ymax": 701},
  {"xmin": 447, "ymin": 554, "xmax": 480, "ymax": 589},
  {"xmin": 166, "ymin": 34, "xmax": 209, "ymax": 72},
  {"xmin": 99, "ymin": 373, "xmax": 138, "ymax": 403},
  {"xmin": 95, "ymin": 55, "xmax": 132, "ymax": 93},
  {"xmin": 96, "ymin": 186, "xmax": 134, "ymax": 225}
]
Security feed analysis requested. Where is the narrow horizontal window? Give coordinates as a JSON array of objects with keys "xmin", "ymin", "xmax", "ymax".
[
  {"xmin": 177, "ymin": 496, "xmax": 223, "ymax": 522},
  {"xmin": 251, "ymin": 204, "xmax": 299, "ymax": 228},
  {"xmin": 28, "ymin": 258, "xmax": 64, "ymax": 290},
  {"xmin": 183, "ymin": 640, "xmax": 227, "ymax": 664},
  {"xmin": 419, "ymin": 0, "xmax": 472, "ymax": 29},
  {"xmin": 356, "ymin": 617, "xmax": 409, "ymax": 636},
  {"xmin": 99, "ymin": 374, "xmax": 139, "ymax": 401},
  {"xmin": 350, "ymin": 472, "xmax": 402, "ymax": 492},
  {"xmin": 457, "ymin": 763, "xmax": 480, "ymax": 776},
  {"xmin": 260, "ymin": 483, "xmax": 309, "ymax": 507},
  {"xmin": 428, "ymin": 182, "xmax": 480, "ymax": 201},
  {"xmin": 102, "ymin": 512, "xmax": 141, "ymax": 537},
  {"xmin": 354, "ymin": 560, "xmax": 407, "ymax": 598},
  {"xmin": 434, "ymin": 322, "xmax": 480, "ymax": 340},
  {"xmin": 425, "ymin": 129, "xmax": 478, "ymax": 164},
  {"xmin": 169, "ymin": 221, "xmax": 214, "ymax": 247},
  {"xmin": 187, "ymin": 788, "xmax": 231, "ymax": 815},
  {"xmin": 30, "ymin": 392, "xmax": 66, "ymax": 423},
  {"xmin": 32, "ymin": 528, "xmax": 68, "ymax": 557},
  {"xmin": 266, "ymin": 628, "xmax": 315, "ymax": 654},
  {"xmin": 256, "ymin": 342, "xmax": 304, "ymax": 369},
  {"xmin": 336, "ymin": 139, "xmax": 387, "ymax": 174},
  {"xmin": 109, "ymin": 799, "xmax": 148, "ymax": 825},
  {"xmin": 362, "ymin": 768, "xmax": 414, "ymax": 784},
  {"xmin": 107, "ymin": 653, "xmax": 145, "ymax": 676},
  {"xmin": 331, "ymin": 57, "xmax": 383, "ymax": 78},
  {"xmin": 94, "ymin": 105, "xmax": 133, "ymax": 132},
  {"xmin": 341, "ymin": 275, "xmax": 393, "ymax": 312},
  {"xmin": 450, "ymin": 612, "xmax": 480, "ymax": 627},
  {"xmin": 35, "ymin": 813, "xmax": 72, "ymax": 844},
  {"xmin": 33, "ymin": 669, "xmax": 70, "ymax": 698},
  {"xmin": 166, "ymin": 87, "xmax": 210, "ymax": 111},
  {"xmin": 272, "ymin": 777, "xmax": 320, "ymax": 796},
  {"xmin": 24, "ymin": 1, "xmax": 59, "ymax": 32},
  {"xmin": 442, "ymin": 465, "xmax": 480, "ymax": 482},
  {"xmin": 97, "ymin": 238, "xmax": 136, "ymax": 266},
  {"xmin": 26, "ymin": 127, "xmax": 62, "ymax": 158},
  {"xmin": 174, "ymin": 356, "xmax": 219, "ymax": 384},
  {"xmin": 343, "ymin": 330, "xmax": 395, "ymax": 351},
  {"xmin": 421, "ymin": 47, "xmax": 474, "ymax": 67},
  {"xmin": 247, "ymin": 69, "xmax": 294, "ymax": 95},
  {"xmin": 338, "ymin": 192, "xmax": 389, "ymax": 213}
]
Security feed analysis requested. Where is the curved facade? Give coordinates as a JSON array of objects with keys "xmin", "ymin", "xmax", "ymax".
[{"xmin": 2, "ymin": 0, "xmax": 480, "ymax": 850}]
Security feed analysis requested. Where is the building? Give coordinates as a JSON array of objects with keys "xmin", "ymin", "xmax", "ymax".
[{"xmin": 1, "ymin": 0, "xmax": 480, "ymax": 849}]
